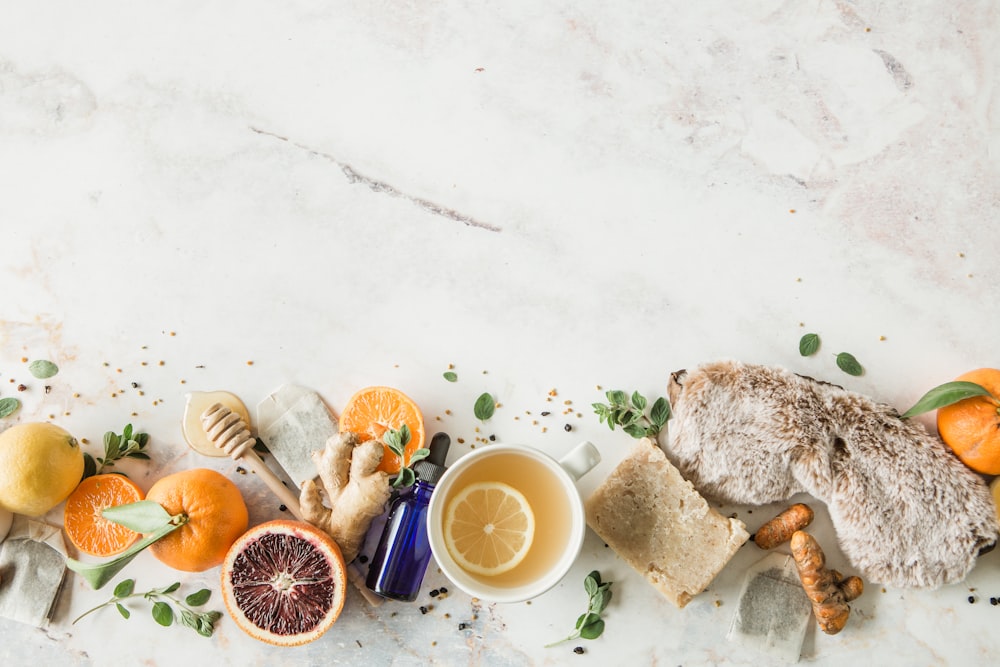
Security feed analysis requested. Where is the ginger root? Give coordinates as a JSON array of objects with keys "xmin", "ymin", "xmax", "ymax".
[
  {"xmin": 790, "ymin": 530, "xmax": 863, "ymax": 635},
  {"xmin": 754, "ymin": 503, "xmax": 815, "ymax": 549},
  {"xmin": 300, "ymin": 431, "xmax": 392, "ymax": 562}
]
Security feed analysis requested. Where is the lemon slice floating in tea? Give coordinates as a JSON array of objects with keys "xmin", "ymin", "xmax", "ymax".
[{"xmin": 443, "ymin": 481, "xmax": 535, "ymax": 576}]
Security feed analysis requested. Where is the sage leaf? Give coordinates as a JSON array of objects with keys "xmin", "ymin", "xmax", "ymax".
[
  {"xmin": 66, "ymin": 518, "xmax": 182, "ymax": 589},
  {"xmin": 151, "ymin": 601, "xmax": 174, "ymax": 626},
  {"xmin": 28, "ymin": 359, "xmax": 59, "ymax": 379},
  {"xmin": 114, "ymin": 578, "xmax": 136, "ymax": 598},
  {"xmin": 901, "ymin": 381, "xmax": 995, "ymax": 419},
  {"xmin": 474, "ymin": 392, "xmax": 496, "ymax": 421},
  {"xmin": 185, "ymin": 589, "xmax": 212, "ymax": 607},
  {"xmin": 799, "ymin": 333, "xmax": 821, "ymax": 357},
  {"xmin": 443, "ymin": 371, "xmax": 458, "ymax": 382},
  {"xmin": 0, "ymin": 397, "xmax": 21, "ymax": 419},
  {"xmin": 836, "ymin": 352, "xmax": 864, "ymax": 376},
  {"xmin": 103, "ymin": 500, "xmax": 173, "ymax": 533}
]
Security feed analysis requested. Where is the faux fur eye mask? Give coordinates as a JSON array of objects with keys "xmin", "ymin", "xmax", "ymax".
[{"xmin": 666, "ymin": 360, "xmax": 999, "ymax": 589}]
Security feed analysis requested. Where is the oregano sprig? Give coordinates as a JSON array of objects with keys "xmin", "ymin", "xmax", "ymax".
[
  {"xmin": 383, "ymin": 425, "xmax": 430, "ymax": 488},
  {"xmin": 593, "ymin": 390, "xmax": 670, "ymax": 439},
  {"xmin": 72, "ymin": 578, "xmax": 223, "ymax": 637},
  {"xmin": 83, "ymin": 423, "xmax": 151, "ymax": 480},
  {"xmin": 545, "ymin": 570, "xmax": 613, "ymax": 647}
]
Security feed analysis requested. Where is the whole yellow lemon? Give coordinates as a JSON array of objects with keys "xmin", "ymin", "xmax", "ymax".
[{"xmin": 0, "ymin": 422, "xmax": 84, "ymax": 516}]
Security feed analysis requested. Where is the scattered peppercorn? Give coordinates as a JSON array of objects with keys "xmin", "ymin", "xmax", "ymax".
[
  {"xmin": 44, "ymin": 385, "xmax": 51, "ymax": 394},
  {"xmin": 968, "ymin": 595, "xmax": 976, "ymax": 604},
  {"xmin": 990, "ymin": 597, "xmax": 998, "ymax": 606},
  {"xmin": 458, "ymin": 622, "xmax": 470, "ymax": 630},
  {"xmin": 541, "ymin": 411, "xmax": 550, "ymax": 416},
  {"xmin": 419, "ymin": 606, "xmax": 429, "ymax": 615},
  {"xmin": 439, "ymin": 587, "xmax": 448, "ymax": 594},
  {"xmin": 236, "ymin": 467, "xmax": 247, "ymax": 475},
  {"xmin": 573, "ymin": 646, "xmax": 585, "ymax": 655},
  {"xmin": 358, "ymin": 555, "xmax": 369, "ymax": 564},
  {"xmin": 131, "ymin": 382, "xmax": 139, "ymax": 388},
  {"xmin": 17, "ymin": 384, "xmax": 27, "ymax": 392},
  {"xmin": 564, "ymin": 424, "xmax": 572, "ymax": 432},
  {"xmin": 279, "ymin": 504, "xmax": 287, "ymax": 512},
  {"xmin": 429, "ymin": 589, "xmax": 440, "ymax": 598}
]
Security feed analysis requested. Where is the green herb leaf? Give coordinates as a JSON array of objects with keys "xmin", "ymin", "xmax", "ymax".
[
  {"xmin": 799, "ymin": 333, "xmax": 821, "ymax": 357},
  {"xmin": 474, "ymin": 392, "xmax": 496, "ymax": 421},
  {"xmin": 66, "ymin": 515, "xmax": 184, "ymax": 589},
  {"xmin": 103, "ymin": 500, "xmax": 173, "ymax": 533},
  {"xmin": 27, "ymin": 359, "xmax": 59, "ymax": 379},
  {"xmin": 82, "ymin": 453, "xmax": 97, "ymax": 480},
  {"xmin": 180, "ymin": 609, "xmax": 199, "ymax": 631},
  {"xmin": 650, "ymin": 397, "xmax": 671, "ymax": 428},
  {"xmin": 836, "ymin": 352, "xmax": 864, "ymax": 376},
  {"xmin": 151, "ymin": 601, "xmax": 174, "ymax": 627},
  {"xmin": 392, "ymin": 467, "xmax": 416, "ymax": 489},
  {"xmin": 443, "ymin": 371, "xmax": 458, "ymax": 382},
  {"xmin": 622, "ymin": 424, "xmax": 647, "ymax": 439},
  {"xmin": 409, "ymin": 448, "xmax": 431, "ymax": 465},
  {"xmin": 580, "ymin": 617, "xmax": 605, "ymax": 640},
  {"xmin": 161, "ymin": 582, "xmax": 181, "ymax": 595},
  {"xmin": 901, "ymin": 381, "xmax": 996, "ymax": 419},
  {"xmin": 584, "ymin": 574, "xmax": 599, "ymax": 598},
  {"xmin": 630, "ymin": 391, "xmax": 647, "ymax": 411},
  {"xmin": 606, "ymin": 390, "xmax": 627, "ymax": 407},
  {"xmin": 185, "ymin": 589, "xmax": 212, "ymax": 607},
  {"xmin": 116, "ymin": 603, "xmax": 130, "ymax": 619},
  {"xmin": 113, "ymin": 579, "xmax": 136, "ymax": 598},
  {"xmin": 0, "ymin": 397, "xmax": 21, "ymax": 419}
]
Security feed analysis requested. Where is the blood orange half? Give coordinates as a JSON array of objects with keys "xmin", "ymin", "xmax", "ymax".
[{"xmin": 221, "ymin": 520, "xmax": 347, "ymax": 646}]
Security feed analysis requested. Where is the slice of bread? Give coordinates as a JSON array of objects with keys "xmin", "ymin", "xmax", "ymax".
[{"xmin": 585, "ymin": 438, "xmax": 749, "ymax": 608}]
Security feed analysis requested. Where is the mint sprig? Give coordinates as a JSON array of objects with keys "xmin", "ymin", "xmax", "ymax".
[
  {"xmin": 383, "ymin": 425, "xmax": 430, "ymax": 488},
  {"xmin": 593, "ymin": 390, "xmax": 670, "ymax": 438},
  {"xmin": 83, "ymin": 423, "xmax": 151, "ymax": 480},
  {"xmin": 546, "ymin": 570, "xmax": 613, "ymax": 647},
  {"xmin": 73, "ymin": 578, "xmax": 222, "ymax": 637}
]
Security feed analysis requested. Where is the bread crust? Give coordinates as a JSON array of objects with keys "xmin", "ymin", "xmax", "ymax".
[{"xmin": 667, "ymin": 360, "xmax": 999, "ymax": 589}]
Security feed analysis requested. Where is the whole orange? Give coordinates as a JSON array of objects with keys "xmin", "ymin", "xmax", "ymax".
[
  {"xmin": 937, "ymin": 368, "xmax": 1000, "ymax": 475},
  {"xmin": 145, "ymin": 468, "xmax": 249, "ymax": 572}
]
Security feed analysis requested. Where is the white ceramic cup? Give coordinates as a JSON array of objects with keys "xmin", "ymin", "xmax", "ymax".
[{"xmin": 427, "ymin": 441, "xmax": 601, "ymax": 603}]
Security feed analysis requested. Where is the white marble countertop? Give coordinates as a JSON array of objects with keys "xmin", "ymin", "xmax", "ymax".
[{"xmin": 2, "ymin": 1, "xmax": 999, "ymax": 664}]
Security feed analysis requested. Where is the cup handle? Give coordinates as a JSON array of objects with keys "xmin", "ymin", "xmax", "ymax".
[{"xmin": 558, "ymin": 441, "xmax": 601, "ymax": 481}]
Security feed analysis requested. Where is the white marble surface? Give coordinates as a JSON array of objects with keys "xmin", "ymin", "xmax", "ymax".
[{"xmin": 2, "ymin": 1, "xmax": 999, "ymax": 664}]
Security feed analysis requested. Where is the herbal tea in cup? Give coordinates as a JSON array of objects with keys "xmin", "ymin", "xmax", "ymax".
[{"xmin": 426, "ymin": 441, "xmax": 600, "ymax": 603}]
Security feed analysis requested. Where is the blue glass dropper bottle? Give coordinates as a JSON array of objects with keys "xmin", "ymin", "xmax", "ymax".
[{"xmin": 366, "ymin": 432, "xmax": 450, "ymax": 601}]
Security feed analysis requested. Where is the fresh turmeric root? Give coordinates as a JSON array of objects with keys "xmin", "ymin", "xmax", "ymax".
[
  {"xmin": 790, "ymin": 530, "xmax": 863, "ymax": 634},
  {"xmin": 300, "ymin": 431, "xmax": 392, "ymax": 562},
  {"xmin": 754, "ymin": 503, "xmax": 814, "ymax": 549}
]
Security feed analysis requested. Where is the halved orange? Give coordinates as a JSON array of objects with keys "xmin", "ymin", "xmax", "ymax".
[
  {"xmin": 64, "ymin": 474, "xmax": 145, "ymax": 557},
  {"xmin": 443, "ymin": 481, "xmax": 535, "ymax": 576},
  {"xmin": 338, "ymin": 386, "xmax": 425, "ymax": 474}
]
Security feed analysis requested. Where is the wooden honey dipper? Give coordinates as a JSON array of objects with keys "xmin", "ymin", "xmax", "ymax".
[{"xmin": 201, "ymin": 403, "xmax": 304, "ymax": 520}]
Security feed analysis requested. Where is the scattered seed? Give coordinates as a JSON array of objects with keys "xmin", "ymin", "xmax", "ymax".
[
  {"xmin": 247, "ymin": 361, "xmax": 254, "ymax": 366},
  {"xmin": 44, "ymin": 385, "xmax": 51, "ymax": 394},
  {"xmin": 73, "ymin": 393, "xmax": 80, "ymax": 398},
  {"xmin": 457, "ymin": 438, "xmax": 465, "ymax": 444},
  {"xmin": 131, "ymin": 382, "xmax": 139, "ymax": 388},
  {"xmin": 236, "ymin": 467, "xmax": 247, "ymax": 475},
  {"xmin": 279, "ymin": 504, "xmax": 287, "ymax": 512},
  {"xmin": 968, "ymin": 595, "xmax": 977, "ymax": 604},
  {"xmin": 573, "ymin": 647, "xmax": 585, "ymax": 655},
  {"xmin": 541, "ymin": 411, "xmax": 550, "ymax": 416},
  {"xmin": 458, "ymin": 622, "xmax": 470, "ymax": 630},
  {"xmin": 488, "ymin": 435, "xmax": 495, "ymax": 441},
  {"xmin": 17, "ymin": 384, "xmax": 26, "ymax": 392},
  {"xmin": 141, "ymin": 361, "xmax": 148, "ymax": 366},
  {"xmin": 358, "ymin": 554, "xmax": 369, "ymax": 564},
  {"xmin": 564, "ymin": 424, "xmax": 572, "ymax": 432},
  {"xmin": 419, "ymin": 606, "xmax": 429, "ymax": 614},
  {"xmin": 990, "ymin": 597, "xmax": 997, "ymax": 606},
  {"xmin": 429, "ymin": 589, "xmax": 440, "ymax": 597}
]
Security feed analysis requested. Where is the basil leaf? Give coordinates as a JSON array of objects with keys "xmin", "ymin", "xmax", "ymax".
[
  {"xmin": 0, "ymin": 397, "xmax": 20, "ymax": 419},
  {"xmin": 103, "ymin": 500, "xmax": 173, "ymax": 532},
  {"xmin": 151, "ymin": 601, "xmax": 174, "ymax": 627},
  {"xmin": 185, "ymin": 589, "xmax": 212, "ymax": 607},
  {"xmin": 113, "ymin": 579, "xmax": 136, "ymax": 598},
  {"xmin": 901, "ymin": 381, "xmax": 995, "ymax": 419},
  {"xmin": 116, "ymin": 603, "xmax": 130, "ymax": 619},
  {"xmin": 28, "ymin": 359, "xmax": 59, "ymax": 379},
  {"xmin": 443, "ymin": 371, "xmax": 458, "ymax": 382},
  {"xmin": 836, "ymin": 352, "xmax": 864, "ymax": 376},
  {"xmin": 474, "ymin": 393, "xmax": 495, "ymax": 421},
  {"xmin": 799, "ymin": 333, "xmax": 821, "ymax": 357}
]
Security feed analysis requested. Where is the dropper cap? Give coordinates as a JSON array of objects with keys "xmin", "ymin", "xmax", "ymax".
[{"xmin": 413, "ymin": 432, "xmax": 450, "ymax": 485}]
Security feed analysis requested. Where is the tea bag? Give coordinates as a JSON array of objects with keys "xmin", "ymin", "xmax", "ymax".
[
  {"xmin": 727, "ymin": 552, "xmax": 812, "ymax": 663},
  {"xmin": 257, "ymin": 384, "xmax": 339, "ymax": 489},
  {"xmin": 0, "ymin": 515, "xmax": 68, "ymax": 627}
]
